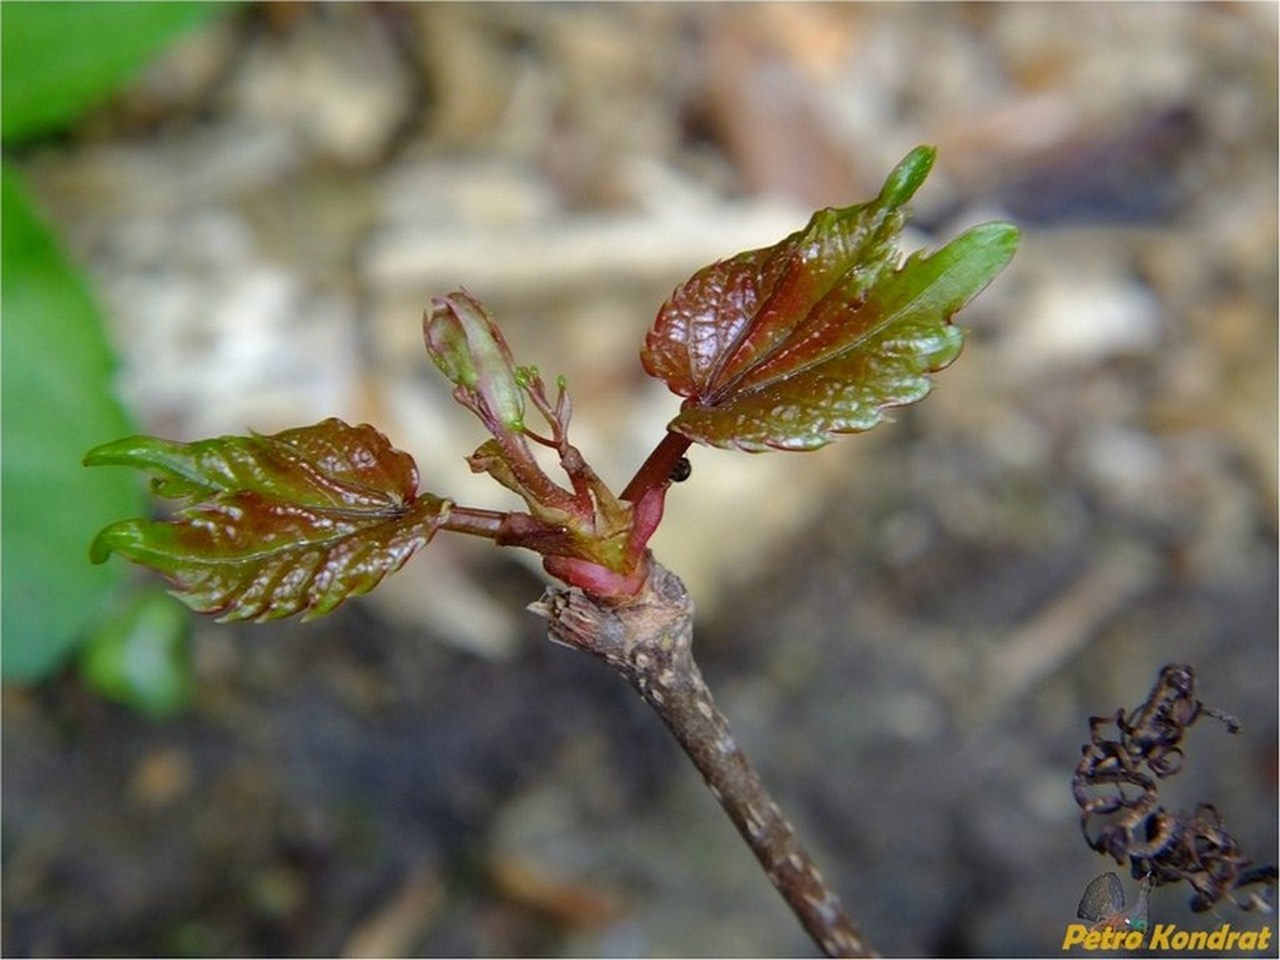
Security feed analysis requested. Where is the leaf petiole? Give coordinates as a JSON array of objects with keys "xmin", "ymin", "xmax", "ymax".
[{"xmin": 620, "ymin": 430, "xmax": 693, "ymax": 503}]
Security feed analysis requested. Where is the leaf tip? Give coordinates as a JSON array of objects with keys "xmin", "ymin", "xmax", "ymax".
[
  {"xmin": 879, "ymin": 145, "xmax": 937, "ymax": 207},
  {"xmin": 975, "ymin": 220, "xmax": 1022, "ymax": 257},
  {"xmin": 82, "ymin": 436, "xmax": 137, "ymax": 468},
  {"xmin": 89, "ymin": 521, "xmax": 132, "ymax": 564}
]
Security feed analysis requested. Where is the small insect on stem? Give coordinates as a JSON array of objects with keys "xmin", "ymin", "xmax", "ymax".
[{"xmin": 669, "ymin": 456, "xmax": 692, "ymax": 483}]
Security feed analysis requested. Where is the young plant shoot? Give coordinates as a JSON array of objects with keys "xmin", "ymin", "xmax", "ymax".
[{"xmin": 87, "ymin": 146, "xmax": 1018, "ymax": 957}]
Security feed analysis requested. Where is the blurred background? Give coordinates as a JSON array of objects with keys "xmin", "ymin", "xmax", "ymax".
[{"xmin": 3, "ymin": 3, "xmax": 1275, "ymax": 956}]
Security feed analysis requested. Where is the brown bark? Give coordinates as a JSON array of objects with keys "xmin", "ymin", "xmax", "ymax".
[{"xmin": 531, "ymin": 557, "xmax": 876, "ymax": 958}]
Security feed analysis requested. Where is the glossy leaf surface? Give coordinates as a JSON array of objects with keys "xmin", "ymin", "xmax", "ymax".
[
  {"xmin": 643, "ymin": 146, "xmax": 1019, "ymax": 451},
  {"xmin": 86, "ymin": 419, "xmax": 450, "ymax": 621}
]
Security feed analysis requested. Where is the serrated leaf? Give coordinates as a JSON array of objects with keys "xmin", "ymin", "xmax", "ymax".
[
  {"xmin": 642, "ymin": 146, "xmax": 1019, "ymax": 451},
  {"xmin": 85, "ymin": 419, "xmax": 451, "ymax": 621}
]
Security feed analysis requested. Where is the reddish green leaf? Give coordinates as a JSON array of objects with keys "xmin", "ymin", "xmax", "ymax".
[
  {"xmin": 85, "ymin": 418, "xmax": 450, "ymax": 621},
  {"xmin": 642, "ymin": 146, "xmax": 1019, "ymax": 451},
  {"xmin": 424, "ymin": 291, "xmax": 525, "ymax": 431}
]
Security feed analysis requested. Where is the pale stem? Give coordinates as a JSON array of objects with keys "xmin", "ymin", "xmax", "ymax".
[{"xmin": 530, "ymin": 558, "xmax": 877, "ymax": 958}]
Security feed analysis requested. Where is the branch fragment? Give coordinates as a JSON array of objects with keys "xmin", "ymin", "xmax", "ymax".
[
  {"xmin": 531, "ymin": 559, "xmax": 877, "ymax": 958},
  {"xmin": 1074, "ymin": 664, "xmax": 1276, "ymax": 913}
]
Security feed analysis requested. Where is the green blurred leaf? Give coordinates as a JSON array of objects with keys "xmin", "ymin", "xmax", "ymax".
[
  {"xmin": 642, "ymin": 146, "xmax": 1020, "ymax": 451},
  {"xmin": 2, "ymin": 162, "xmax": 143, "ymax": 680},
  {"xmin": 2, "ymin": 1, "xmax": 224, "ymax": 143},
  {"xmin": 86, "ymin": 419, "xmax": 453, "ymax": 621},
  {"xmin": 79, "ymin": 590, "xmax": 192, "ymax": 718}
]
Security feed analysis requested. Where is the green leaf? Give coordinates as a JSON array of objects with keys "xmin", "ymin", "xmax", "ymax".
[
  {"xmin": 642, "ymin": 146, "xmax": 1019, "ymax": 451},
  {"xmin": 2, "ymin": 162, "xmax": 143, "ymax": 681},
  {"xmin": 79, "ymin": 590, "xmax": 192, "ymax": 718},
  {"xmin": 85, "ymin": 419, "xmax": 452, "ymax": 621},
  {"xmin": 2, "ymin": 1, "xmax": 226, "ymax": 143}
]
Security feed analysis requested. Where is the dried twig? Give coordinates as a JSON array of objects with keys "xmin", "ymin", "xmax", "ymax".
[
  {"xmin": 1074, "ymin": 663, "xmax": 1276, "ymax": 914},
  {"xmin": 531, "ymin": 557, "xmax": 875, "ymax": 958}
]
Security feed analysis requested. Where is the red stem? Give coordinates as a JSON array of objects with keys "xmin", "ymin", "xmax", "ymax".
[
  {"xmin": 437, "ymin": 505, "xmax": 508, "ymax": 540},
  {"xmin": 621, "ymin": 430, "xmax": 692, "ymax": 503},
  {"xmin": 494, "ymin": 428, "xmax": 583, "ymax": 517}
]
